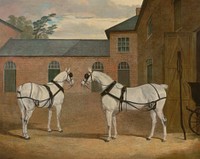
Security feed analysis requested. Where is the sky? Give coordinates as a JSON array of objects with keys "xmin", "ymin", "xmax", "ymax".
[{"xmin": 0, "ymin": 0, "xmax": 143, "ymax": 39}]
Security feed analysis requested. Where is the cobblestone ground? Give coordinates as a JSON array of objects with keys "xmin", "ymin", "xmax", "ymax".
[{"xmin": 0, "ymin": 93, "xmax": 199, "ymax": 159}]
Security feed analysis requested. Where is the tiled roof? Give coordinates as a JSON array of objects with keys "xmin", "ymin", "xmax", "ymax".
[
  {"xmin": 0, "ymin": 39, "xmax": 110, "ymax": 57},
  {"xmin": 105, "ymin": 15, "xmax": 138, "ymax": 38}
]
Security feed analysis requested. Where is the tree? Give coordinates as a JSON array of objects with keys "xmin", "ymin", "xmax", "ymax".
[
  {"xmin": 7, "ymin": 13, "xmax": 57, "ymax": 39},
  {"xmin": 7, "ymin": 15, "xmax": 34, "ymax": 39},
  {"xmin": 32, "ymin": 13, "xmax": 57, "ymax": 39}
]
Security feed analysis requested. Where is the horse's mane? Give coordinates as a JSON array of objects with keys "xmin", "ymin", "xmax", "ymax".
[{"xmin": 93, "ymin": 71, "xmax": 113, "ymax": 81}]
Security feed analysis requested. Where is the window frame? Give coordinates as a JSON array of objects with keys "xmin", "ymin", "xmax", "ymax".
[
  {"xmin": 147, "ymin": 16, "xmax": 153, "ymax": 38},
  {"xmin": 117, "ymin": 37, "xmax": 130, "ymax": 53},
  {"xmin": 48, "ymin": 61, "xmax": 60, "ymax": 82},
  {"xmin": 4, "ymin": 61, "xmax": 16, "ymax": 92}
]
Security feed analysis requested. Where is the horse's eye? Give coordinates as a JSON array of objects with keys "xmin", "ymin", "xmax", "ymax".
[
  {"xmin": 84, "ymin": 73, "xmax": 89, "ymax": 79},
  {"xmin": 69, "ymin": 72, "xmax": 73, "ymax": 77}
]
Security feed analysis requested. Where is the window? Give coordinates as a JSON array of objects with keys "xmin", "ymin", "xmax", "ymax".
[
  {"xmin": 92, "ymin": 62, "xmax": 104, "ymax": 92},
  {"xmin": 147, "ymin": 17, "xmax": 153, "ymax": 38},
  {"xmin": 118, "ymin": 37, "xmax": 129, "ymax": 52},
  {"xmin": 48, "ymin": 61, "xmax": 60, "ymax": 82},
  {"xmin": 174, "ymin": 0, "xmax": 181, "ymax": 30},
  {"xmin": 118, "ymin": 62, "xmax": 130, "ymax": 86},
  {"xmin": 146, "ymin": 59, "xmax": 153, "ymax": 83},
  {"xmin": 4, "ymin": 61, "xmax": 16, "ymax": 92}
]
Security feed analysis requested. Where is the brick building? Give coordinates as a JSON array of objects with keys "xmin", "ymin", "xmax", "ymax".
[
  {"xmin": 0, "ymin": 14, "xmax": 138, "ymax": 93},
  {"xmin": 0, "ymin": 19, "xmax": 21, "ymax": 48},
  {"xmin": 136, "ymin": 0, "xmax": 200, "ymax": 132}
]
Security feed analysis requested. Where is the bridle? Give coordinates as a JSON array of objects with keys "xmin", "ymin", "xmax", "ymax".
[
  {"xmin": 83, "ymin": 72, "xmax": 92, "ymax": 83},
  {"xmin": 66, "ymin": 71, "xmax": 73, "ymax": 83}
]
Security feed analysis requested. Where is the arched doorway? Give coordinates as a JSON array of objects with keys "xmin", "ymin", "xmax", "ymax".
[
  {"xmin": 118, "ymin": 62, "xmax": 130, "ymax": 86},
  {"xmin": 4, "ymin": 61, "xmax": 16, "ymax": 92},
  {"xmin": 92, "ymin": 62, "xmax": 104, "ymax": 92},
  {"xmin": 48, "ymin": 61, "xmax": 60, "ymax": 82}
]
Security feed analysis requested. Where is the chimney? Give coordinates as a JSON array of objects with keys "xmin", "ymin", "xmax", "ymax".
[{"xmin": 136, "ymin": 8, "xmax": 141, "ymax": 15}]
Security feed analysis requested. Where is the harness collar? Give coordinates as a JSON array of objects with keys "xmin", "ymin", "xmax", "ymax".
[
  {"xmin": 43, "ymin": 84, "xmax": 53, "ymax": 108},
  {"xmin": 100, "ymin": 81, "xmax": 117, "ymax": 97},
  {"xmin": 51, "ymin": 80, "xmax": 64, "ymax": 93}
]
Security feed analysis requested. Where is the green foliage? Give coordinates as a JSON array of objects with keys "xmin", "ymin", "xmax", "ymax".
[
  {"xmin": 7, "ymin": 15, "xmax": 34, "ymax": 39},
  {"xmin": 32, "ymin": 13, "xmax": 57, "ymax": 39},
  {"xmin": 7, "ymin": 13, "xmax": 57, "ymax": 39}
]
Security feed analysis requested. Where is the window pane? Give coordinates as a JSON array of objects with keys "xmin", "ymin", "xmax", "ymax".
[
  {"xmin": 48, "ymin": 61, "xmax": 60, "ymax": 82},
  {"xmin": 118, "ymin": 37, "xmax": 129, "ymax": 52}
]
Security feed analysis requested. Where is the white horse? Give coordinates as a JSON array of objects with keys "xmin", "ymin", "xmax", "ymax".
[
  {"xmin": 81, "ymin": 68, "xmax": 168, "ymax": 142},
  {"xmin": 17, "ymin": 68, "xmax": 74, "ymax": 139}
]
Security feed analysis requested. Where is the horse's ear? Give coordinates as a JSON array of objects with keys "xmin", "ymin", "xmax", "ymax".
[
  {"xmin": 65, "ymin": 68, "xmax": 70, "ymax": 72},
  {"xmin": 67, "ymin": 68, "xmax": 70, "ymax": 73},
  {"xmin": 88, "ymin": 68, "xmax": 92, "ymax": 73}
]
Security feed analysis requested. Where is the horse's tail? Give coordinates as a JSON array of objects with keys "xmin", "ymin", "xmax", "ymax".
[{"xmin": 160, "ymin": 84, "xmax": 168, "ymax": 90}]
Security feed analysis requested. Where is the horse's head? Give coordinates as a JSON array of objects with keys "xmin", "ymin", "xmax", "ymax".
[
  {"xmin": 81, "ymin": 68, "xmax": 93, "ymax": 87},
  {"xmin": 53, "ymin": 68, "xmax": 74, "ymax": 87},
  {"xmin": 64, "ymin": 68, "xmax": 74, "ymax": 86}
]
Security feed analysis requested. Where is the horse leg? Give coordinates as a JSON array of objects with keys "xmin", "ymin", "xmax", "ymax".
[
  {"xmin": 55, "ymin": 104, "xmax": 63, "ymax": 132},
  {"xmin": 157, "ymin": 111, "xmax": 167, "ymax": 142},
  {"xmin": 47, "ymin": 108, "xmax": 53, "ymax": 132},
  {"xmin": 18, "ymin": 99, "xmax": 28, "ymax": 139},
  {"xmin": 147, "ymin": 110, "xmax": 157, "ymax": 141},
  {"xmin": 23, "ymin": 110, "xmax": 34, "ymax": 139},
  {"xmin": 112, "ymin": 115, "xmax": 118, "ymax": 139},
  {"xmin": 105, "ymin": 110, "xmax": 112, "ymax": 142},
  {"xmin": 18, "ymin": 101, "xmax": 26, "ymax": 138}
]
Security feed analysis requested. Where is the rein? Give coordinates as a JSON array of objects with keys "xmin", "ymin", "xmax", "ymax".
[{"xmin": 100, "ymin": 82, "xmax": 167, "ymax": 112}]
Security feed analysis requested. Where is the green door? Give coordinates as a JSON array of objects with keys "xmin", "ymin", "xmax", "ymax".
[
  {"xmin": 48, "ymin": 61, "xmax": 60, "ymax": 82},
  {"xmin": 48, "ymin": 69, "xmax": 60, "ymax": 82},
  {"xmin": 118, "ymin": 62, "xmax": 130, "ymax": 86},
  {"xmin": 4, "ymin": 61, "xmax": 16, "ymax": 92}
]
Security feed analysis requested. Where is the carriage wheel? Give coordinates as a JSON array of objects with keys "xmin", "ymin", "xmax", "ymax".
[{"xmin": 189, "ymin": 108, "xmax": 200, "ymax": 135}]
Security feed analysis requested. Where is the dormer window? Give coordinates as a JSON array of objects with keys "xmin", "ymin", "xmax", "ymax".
[{"xmin": 118, "ymin": 37, "xmax": 129, "ymax": 52}]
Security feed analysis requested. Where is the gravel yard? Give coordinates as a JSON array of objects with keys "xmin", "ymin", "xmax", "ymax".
[{"xmin": 0, "ymin": 93, "xmax": 199, "ymax": 159}]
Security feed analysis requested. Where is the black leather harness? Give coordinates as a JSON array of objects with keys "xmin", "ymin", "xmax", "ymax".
[
  {"xmin": 100, "ymin": 81, "xmax": 166, "ymax": 112},
  {"xmin": 17, "ymin": 81, "xmax": 64, "ymax": 108}
]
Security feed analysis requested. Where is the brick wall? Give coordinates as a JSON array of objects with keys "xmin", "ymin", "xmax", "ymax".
[
  {"xmin": 137, "ymin": 0, "xmax": 174, "ymax": 84},
  {"xmin": 137, "ymin": 0, "xmax": 200, "ymax": 84},
  {"xmin": 0, "ymin": 22, "xmax": 20, "ymax": 48},
  {"xmin": 0, "ymin": 52, "xmax": 137, "ymax": 93},
  {"xmin": 109, "ymin": 31, "xmax": 138, "ymax": 86}
]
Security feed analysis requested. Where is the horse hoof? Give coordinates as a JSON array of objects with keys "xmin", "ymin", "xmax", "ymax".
[
  {"xmin": 112, "ymin": 137, "xmax": 117, "ymax": 140},
  {"xmin": 48, "ymin": 129, "xmax": 52, "ymax": 132},
  {"xmin": 146, "ymin": 137, "xmax": 151, "ymax": 141},
  {"xmin": 105, "ymin": 139, "xmax": 110, "ymax": 142},
  {"xmin": 24, "ymin": 136, "xmax": 30, "ymax": 140},
  {"xmin": 161, "ymin": 139, "xmax": 166, "ymax": 142},
  {"xmin": 59, "ymin": 130, "xmax": 63, "ymax": 133}
]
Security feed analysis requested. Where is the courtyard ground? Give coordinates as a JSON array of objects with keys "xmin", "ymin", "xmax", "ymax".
[{"xmin": 0, "ymin": 93, "xmax": 199, "ymax": 159}]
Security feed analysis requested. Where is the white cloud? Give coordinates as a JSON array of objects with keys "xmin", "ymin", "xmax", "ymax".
[
  {"xmin": 51, "ymin": 16, "xmax": 127, "ymax": 39},
  {"xmin": 0, "ymin": 0, "xmax": 143, "ymax": 39},
  {"xmin": 110, "ymin": 0, "xmax": 143, "ymax": 6}
]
